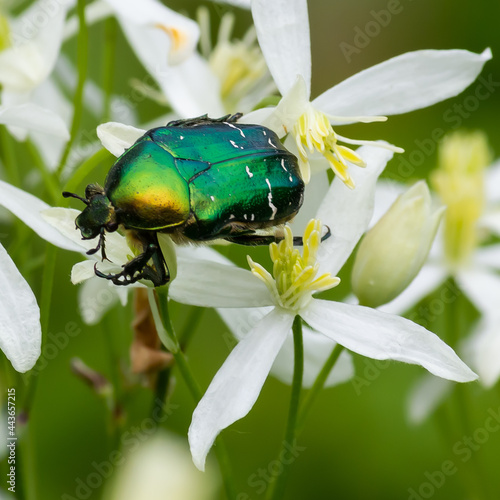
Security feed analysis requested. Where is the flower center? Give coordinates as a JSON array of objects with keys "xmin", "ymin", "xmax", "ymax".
[
  {"xmin": 198, "ymin": 8, "xmax": 273, "ymax": 112},
  {"xmin": 0, "ymin": 12, "xmax": 10, "ymax": 52},
  {"xmin": 292, "ymin": 106, "xmax": 367, "ymax": 187},
  {"xmin": 431, "ymin": 131, "xmax": 491, "ymax": 270},
  {"xmin": 248, "ymin": 219, "xmax": 340, "ymax": 311}
]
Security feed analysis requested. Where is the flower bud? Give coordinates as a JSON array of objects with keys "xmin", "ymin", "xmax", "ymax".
[{"xmin": 352, "ymin": 181, "xmax": 445, "ymax": 308}]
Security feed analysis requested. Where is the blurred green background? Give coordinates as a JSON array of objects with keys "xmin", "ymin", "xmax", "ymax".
[{"xmin": 1, "ymin": 0, "xmax": 500, "ymax": 499}]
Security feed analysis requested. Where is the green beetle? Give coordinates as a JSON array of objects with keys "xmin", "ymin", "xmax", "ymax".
[{"xmin": 64, "ymin": 114, "xmax": 305, "ymax": 287}]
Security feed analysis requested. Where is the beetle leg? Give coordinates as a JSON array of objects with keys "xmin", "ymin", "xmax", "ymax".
[
  {"xmin": 224, "ymin": 225, "xmax": 331, "ymax": 247},
  {"xmin": 292, "ymin": 224, "xmax": 332, "ymax": 246},
  {"xmin": 223, "ymin": 234, "xmax": 282, "ymax": 246},
  {"xmin": 94, "ymin": 238, "xmax": 170, "ymax": 287}
]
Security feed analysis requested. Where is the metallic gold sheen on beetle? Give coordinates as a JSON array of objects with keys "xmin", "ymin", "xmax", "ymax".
[{"xmin": 63, "ymin": 114, "xmax": 305, "ymax": 287}]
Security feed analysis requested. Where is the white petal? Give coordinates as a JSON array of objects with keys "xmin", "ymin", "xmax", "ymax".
[
  {"xmin": 302, "ymin": 299, "xmax": 478, "ymax": 382},
  {"xmin": 107, "ymin": 0, "xmax": 199, "ymax": 65},
  {"xmin": 188, "ymin": 308, "xmax": 293, "ymax": 470},
  {"xmin": 29, "ymin": 78, "xmax": 72, "ymax": 170},
  {"xmin": 313, "ymin": 49, "xmax": 492, "ymax": 121},
  {"xmin": 1, "ymin": 0, "xmax": 74, "ymax": 92},
  {"xmin": 0, "ymin": 243, "xmax": 41, "ymax": 372},
  {"xmin": 288, "ymin": 168, "xmax": 329, "ymax": 234},
  {"xmin": 97, "ymin": 122, "xmax": 146, "ymax": 157},
  {"xmin": 217, "ymin": 306, "xmax": 351, "ymax": 387},
  {"xmin": 239, "ymin": 107, "xmax": 275, "ymax": 126},
  {"xmin": 379, "ymin": 263, "xmax": 448, "ymax": 315},
  {"xmin": 78, "ymin": 277, "xmax": 123, "ymax": 324},
  {"xmin": 213, "ymin": 0, "xmax": 251, "ymax": 8},
  {"xmin": 485, "ymin": 159, "xmax": 500, "ymax": 203},
  {"xmin": 0, "ymin": 43, "xmax": 46, "ymax": 92},
  {"xmin": 315, "ymin": 144, "xmax": 394, "ymax": 276},
  {"xmin": 0, "ymin": 103, "xmax": 69, "ymax": 138},
  {"xmin": 176, "ymin": 245, "xmax": 232, "ymax": 266},
  {"xmin": 473, "ymin": 244, "xmax": 500, "ymax": 271},
  {"xmin": 217, "ymin": 306, "xmax": 274, "ymax": 342},
  {"xmin": 156, "ymin": 53, "xmax": 225, "ymax": 118},
  {"xmin": 0, "ymin": 181, "xmax": 82, "ymax": 252},
  {"xmin": 71, "ymin": 261, "xmax": 99, "ymax": 284},
  {"xmin": 272, "ymin": 326, "xmax": 354, "ymax": 388},
  {"xmin": 41, "ymin": 208, "xmax": 131, "ymax": 263},
  {"xmin": 456, "ymin": 267, "xmax": 500, "ymax": 317},
  {"xmin": 407, "ymin": 374, "xmax": 452, "ymax": 425},
  {"xmin": 170, "ymin": 257, "xmax": 272, "ymax": 308},
  {"xmin": 478, "ymin": 209, "xmax": 500, "ymax": 238},
  {"xmin": 464, "ymin": 317, "xmax": 500, "ymax": 388},
  {"xmin": 251, "ymin": 0, "xmax": 311, "ymax": 97},
  {"xmin": 256, "ymin": 76, "xmax": 310, "ymax": 138}
]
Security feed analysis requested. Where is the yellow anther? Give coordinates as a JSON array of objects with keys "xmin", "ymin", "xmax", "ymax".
[
  {"xmin": 248, "ymin": 220, "xmax": 340, "ymax": 311},
  {"xmin": 292, "ymin": 106, "xmax": 367, "ymax": 187},
  {"xmin": 431, "ymin": 131, "xmax": 492, "ymax": 269}
]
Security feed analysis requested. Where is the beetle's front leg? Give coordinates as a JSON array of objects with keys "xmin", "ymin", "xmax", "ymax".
[{"xmin": 94, "ymin": 238, "xmax": 170, "ymax": 287}]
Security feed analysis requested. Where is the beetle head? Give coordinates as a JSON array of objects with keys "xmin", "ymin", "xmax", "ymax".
[{"xmin": 63, "ymin": 184, "xmax": 118, "ymax": 259}]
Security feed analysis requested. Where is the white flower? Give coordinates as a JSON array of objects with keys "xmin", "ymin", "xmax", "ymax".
[
  {"xmin": 352, "ymin": 181, "xmax": 445, "ymax": 308},
  {"xmin": 162, "ymin": 145, "xmax": 478, "ymax": 471},
  {"xmin": 243, "ymin": 0, "xmax": 491, "ymax": 185},
  {"xmin": 196, "ymin": 6, "xmax": 275, "ymax": 114},
  {"xmin": 0, "ymin": 242, "xmax": 41, "ymax": 372},
  {"xmin": 0, "ymin": 0, "xmax": 74, "ymax": 109},
  {"xmin": 104, "ymin": 431, "xmax": 218, "ymax": 500},
  {"xmin": 372, "ymin": 132, "xmax": 500, "ymax": 420},
  {"xmin": 380, "ymin": 133, "xmax": 500, "ymax": 344},
  {"xmin": 0, "ymin": 102, "xmax": 69, "ymax": 139}
]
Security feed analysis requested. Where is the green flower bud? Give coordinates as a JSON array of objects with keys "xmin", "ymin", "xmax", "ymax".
[{"xmin": 352, "ymin": 181, "xmax": 445, "ymax": 308}]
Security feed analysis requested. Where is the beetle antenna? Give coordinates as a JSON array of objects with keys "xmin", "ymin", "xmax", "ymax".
[{"xmin": 62, "ymin": 191, "xmax": 89, "ymax": 206}]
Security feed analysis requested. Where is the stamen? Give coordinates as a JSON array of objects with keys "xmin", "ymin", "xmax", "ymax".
[
  {"xmin": 431, "ymin": 131, "xmax": 491, "ymax": 269},
  {"xmin": 248, "ymin": 220, "xmax": 340, "ymax": 312},
  {"xmin": 291, "ymin": 105, "xmax": 403, "ymax": 186}
]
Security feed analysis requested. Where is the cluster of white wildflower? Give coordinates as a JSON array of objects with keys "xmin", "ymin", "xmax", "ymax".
[{"xmin": 0, "ymin": 0, "xmax": 497, "ymax": 478}]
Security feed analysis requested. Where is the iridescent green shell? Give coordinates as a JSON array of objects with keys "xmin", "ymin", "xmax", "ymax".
[{"xmin": 104, "ymin": 119, "xmax": 304, "ymax": 240}]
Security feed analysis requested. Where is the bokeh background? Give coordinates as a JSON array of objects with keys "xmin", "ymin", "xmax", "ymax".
[{"xmin": 1, "ymin": 0, "xmax": 500, "ymax": 499}]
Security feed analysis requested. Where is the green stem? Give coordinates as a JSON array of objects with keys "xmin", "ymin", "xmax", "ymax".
[
  {"xmin": 444, "ymin": 278, "xmax": 488, "ymax": 500},
  {"xmin": 56, "ymin": 0, "xmax": 88, "ymax": 177},
  {"xmin": 0, "ymin": 125, "xmax": 19, "ymax": 186},
  {"xmin": 180, "ymin": 306, "xmax": 205, "ymax": 350},
  {"xmin": 266, "ymin": 316, "xmax": 304, "ymax": 500},
  {"xmin": 26, "ymin": 140, "xmax": 60, "ymax": 205},
  {"xmin": 62, "ymin": 148, "xmax": 112, "ymax": 201},
  {"xmin": 297, "ymin": 343, "xmax": 344, "ymax": 433},
  {"xmin": 21, "ymin": 245, "xmax": 57, "ymax": 414},
  {"xmin": 152, "ymin": 288, "xmax": 237, "ymax": 500},
  {"xmin": 102, "ymin": 17, "xmax": 117, "ymax": 122}
]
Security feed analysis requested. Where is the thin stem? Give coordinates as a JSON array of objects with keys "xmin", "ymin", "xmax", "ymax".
[
  {"xmin": 153, "ymin": 288, "xmax": 237, "ymax": 500},
  {"xmin": 266, "ymin": 316, "xmax": 304, "ymax": 500},
  {"xmin": 56, "ymin": 0, "xmax": 88, "ymax": 177},
  {"xmin": 26, "ymin": 140, "xmax": 60, "ymax": 205},
  {"xmin": 62, "ymin": 148, "xmax": 112, "ymax": 200},
  {"xmin": 180, "ymin": 306, "xmax": 205, "ymax": 350},
  {"xmin": 0, "ymin": 125, "xmax": 19, "ymax": 186},
  {"xmin": 102, "ymin": 17, "xmax": 117, "ymax": 122},
  {"xmin": 444, "ymin": 278, "xmax": 488, "ymax": 500},
  {"xmin": 297, "ymin": 343, "xmax": 344, "ymax": 433}
]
